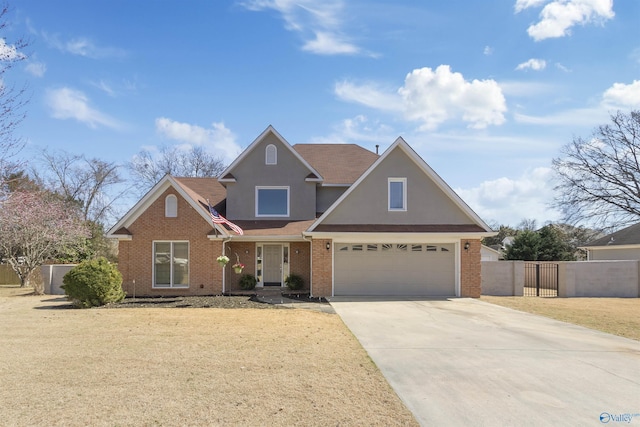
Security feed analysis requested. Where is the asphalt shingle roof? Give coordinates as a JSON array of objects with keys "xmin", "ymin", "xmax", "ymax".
[
  {"xmin": 293, "ymin": 143, "xmax": 379, "ymax": 185},
  {"xmin": 585, "ymin": 222, "xmax": 640, "ymax": 246}
]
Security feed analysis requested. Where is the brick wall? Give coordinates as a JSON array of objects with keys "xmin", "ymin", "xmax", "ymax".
[
  {"xmin": 289, "ymin": 241, "xmax": 311, "ymax": 292},
  {"xmin": 311, "ymin": 239, "xmax": 332, "ymax": 297},
  {"xmin": 117, "ymin": 188, "xmax": 223, "ymax": 296},
  {"xmin": 460, "ymin": 239, "xmax": 481, "ymax": 297},
  {"xmin": 224, "ymin": 241, "xmax": 255, "ymax": 292}
]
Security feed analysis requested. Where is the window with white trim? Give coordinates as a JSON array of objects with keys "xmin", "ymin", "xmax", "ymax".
[
  {"xmin": 265, "ymin": 144, "xmax": 277, "ymax": 165},
  {"xmin": 388, "ymin": 178, "xmax": 407, "ymax": 211},
  {"xmin": 154, "ymin": 241, "xmax": 189, "ymax": 288},
  {"xmin": 256, "ymin": 186, "xmax": 289, "ymax": 217},
  {"xmin": 165, "ymin": 194, "xmax": 177, "ymax": 217}
]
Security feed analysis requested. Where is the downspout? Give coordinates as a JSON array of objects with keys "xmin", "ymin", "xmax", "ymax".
[
  {"xmin": 221, "ymin": 236, "xmax": 232, "ymax": 294},
  {"xmin": 302, "ymin": 233, "xmax": 314, "ymax": 297}
]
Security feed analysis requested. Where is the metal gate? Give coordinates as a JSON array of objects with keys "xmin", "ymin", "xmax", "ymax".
[{"xmin": 524, "ymin": 262, "xmax": 558, "ymax": 297}]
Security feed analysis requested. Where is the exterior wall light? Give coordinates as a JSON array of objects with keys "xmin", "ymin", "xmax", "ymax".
[
  {"xmin": 464, "ymin": 241, "xmax": 470, "ymax": 251},
  {"xmin": 326, "ymin": 242, "xmax": 331, "ymax": 251}
]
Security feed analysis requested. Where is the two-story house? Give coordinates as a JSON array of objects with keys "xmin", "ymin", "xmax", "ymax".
[{"xmin": 107, "ymin": 126, "xmax": 493, "ymax": 297}]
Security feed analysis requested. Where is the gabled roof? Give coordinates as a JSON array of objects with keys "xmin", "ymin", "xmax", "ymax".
[
  {"xmin": 107, "ymin": 175, "xmax": 228, "ymax": 238},
  {"xmin": 293, "ymin": 144, "xmax": 379, "ymax": 185},
  {"xmin": 583, "ymin": 222, "xmax": 640, "ymax": 248},
  {"xmin": 307, "ymin": 136, "xmax": 493, "ymax": 233},
  {"xmin": 218, "ymin": 125, "xmax": 323, "ymax": 184}
]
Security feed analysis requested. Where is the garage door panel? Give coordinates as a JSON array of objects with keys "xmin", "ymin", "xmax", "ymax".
[{"xmin": 334, "ymin": 243, "xmax": 455, "ymax": 296}]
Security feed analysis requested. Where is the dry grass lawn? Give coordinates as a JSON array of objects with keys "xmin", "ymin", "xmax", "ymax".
[
  {"xmin": 0, "ymin": 287, "xmax": 417, "ymax": 426},
  {"xmin": 482, "ymin": 295, "xmax": 640, "ymax": 341}
]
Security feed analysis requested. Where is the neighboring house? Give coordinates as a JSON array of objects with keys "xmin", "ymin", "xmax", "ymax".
[
  {"xmin": 107, "ymin": 126, "xmax": 494, "ymax": 298},
  {"xmin": 481, "ymin": 245, "xmax": 502, "ymax": 261},
  {"xmin": 581, "ymin": 222, "xmax": 640, "ymax": 260}
]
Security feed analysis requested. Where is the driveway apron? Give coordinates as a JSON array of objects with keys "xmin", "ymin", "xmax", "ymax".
[{"xmin": 330, "ymin": 297, "xmax": 640, "ymax": 426}]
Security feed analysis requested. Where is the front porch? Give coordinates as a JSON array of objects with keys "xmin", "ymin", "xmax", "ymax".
[{"xmin": 224, "ymin": 241, "xmax": 311, "ymax": 293}]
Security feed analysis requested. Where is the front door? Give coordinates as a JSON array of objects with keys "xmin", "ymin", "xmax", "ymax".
[{"xmin": 263, "ymin": 244, "xmax": 282, "ymax": 286}]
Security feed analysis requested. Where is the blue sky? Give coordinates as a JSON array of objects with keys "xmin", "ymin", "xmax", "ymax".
[{"xmin": 5, "ymin": 0, "xmax": 640, "ymax": 227}]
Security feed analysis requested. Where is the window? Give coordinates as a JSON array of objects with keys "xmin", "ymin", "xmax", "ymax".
[
  {"xmin": 154, "ymin": 242, "xmax": 189, "ymax": 288},
  {"xmin": 265, "ymin": 144, "xmax": 277, "ymax": 165},
  {"xmin": 165, "ymin": 194, "xmax": 177, "ymax": 217},
  {"xmin": 388, "ymin": 178, "xmax": 407, "ymax": 211},
  {"xmin": 256, "ymin": 187, "xmax": 289, "ymax": 217}
]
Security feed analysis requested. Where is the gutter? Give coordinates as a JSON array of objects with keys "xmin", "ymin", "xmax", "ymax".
[{"xmin": 221, "ymin": 236, "xmax": 232, "ymax": 294}]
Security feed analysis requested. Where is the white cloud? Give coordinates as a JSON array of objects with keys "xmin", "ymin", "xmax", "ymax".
[
  {"xmin": 514, "ymin": 107, "xmax": 608, "ymax": 126},
  {"xmin": 499, "ymin": 80, "xmax": 555, "ymax": 97},
  {"xmin": 25, "ymin": 61, "xmax": 46, "ymax": 77},
  {"xmin": 515, "ymin": 58, "xmax": 547, "ymax": 71},
  {"xmin": 45, "ymin": 87, "xmax": 121, "ymax": 129},
  {"xmin": 336, "ymin": 66, "xmax": 507, "ymax": 130},
  {"xmin": 302, "ymin": 31, "xmax": 358, "ymax": 55},
  {"xmin": 514, "ymin": 0, "xmax": 547, "ymax": 13},
  {"xmin": 42, "ymin": 33, "xmax": 126, "ymax": 59},
  {"xmin": 601, "ymin": 80, "xmax": 640, "ymax": 109},
  {"xmin": 309, "ymin": 115, "xmax": 395, "ymax": 144},
  {"xmin": 456, "ymin": 167, "xmax": 561, "ymax": 226},
  {"xmin": 483, "ymin": 46, "xmax": 494, "ymax": 55},
  {"xmin": 399, "ymin": 66, "xmax": 507, "ymax": 130},
  {"xmin": 555, "ymin": 62, "xmax": 571, "ymax": 72},
  {"xmin": 516, "ymin": 0, "xmax": 614, "ymax": 41},
  {"xmin": 240, "ymin": 0, "xmax": 365, "ymax": 56},
  {"xmin": 91, "ymin": 80, "xmax": 116, "ymax": 97},
  {"xmin": 155, "ymin": 118, "xmax": 242, "ymax": 163},
  {"xmin": 334, "ymin": 80, "xmax": 403, "ymax": 112},
  {"xmin": 0, "ymin": 38, "xmax": 26, "ymax": 61}
]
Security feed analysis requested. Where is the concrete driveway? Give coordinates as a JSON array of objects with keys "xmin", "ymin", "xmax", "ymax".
[{"xmin": 330, "ymin": 297, "xmax": 640, "ymax": 426}]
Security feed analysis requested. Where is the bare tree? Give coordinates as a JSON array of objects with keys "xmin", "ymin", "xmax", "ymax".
[
  {"xmin": 0, "ymin": 4, "xmax": 29, "ymax": 185},
  {"xmin": 128, "ymin": 145, "xmax": 226, "ymax": 193},
  {"xmin": 0, "ymin": 191, "xmax": 89, "ymax": 292},
  {"xmin": 34, "ymin": 149, "xmax": 126, "ymax": 225},
  {"xmin": 552, "ymin": 111, "xmax": 640, "ymax": 231}
]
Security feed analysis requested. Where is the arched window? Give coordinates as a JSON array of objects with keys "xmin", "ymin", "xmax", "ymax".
[
  {"xmin": 265, "ymin": 144, "xmax": 277, "ymax": 165},
  {"xmin": 165, "ymin": 194, "xmax": 177, "ymax": 217}
]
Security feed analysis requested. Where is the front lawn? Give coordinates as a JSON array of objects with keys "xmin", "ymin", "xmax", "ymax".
[
  {"xmin": 0, "ymin": 287, "xmax": 417, "ymax": 426},
  {"xmin": 481, "ymin": 295, "xmax": 640, "ymax": 341}
]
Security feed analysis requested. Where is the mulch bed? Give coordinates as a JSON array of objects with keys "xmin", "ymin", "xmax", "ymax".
[
  {"xmin": 102, "ymin": 295, "xmax": 282, "ymax": 309},
  {"xmin": 101, "ymin": 293, "xmax": 329, "ymax": 309}
]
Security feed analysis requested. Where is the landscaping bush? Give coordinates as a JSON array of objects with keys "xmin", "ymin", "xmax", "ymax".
[
  {"xmin": 238, "ymin": 274, "xmax": 257, "ymax": 290},
  {"xmin": 285, "ymin": 273, "xmax": 304, "ymax": 291},
  {"xmin": 62, "ymin": 257, "xmax": 125, "ymax": 308}
]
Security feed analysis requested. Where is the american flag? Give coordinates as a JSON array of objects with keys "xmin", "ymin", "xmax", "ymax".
[{"xmin": 208, "ymin": 203, "xmax": 244, "ymax": 235}]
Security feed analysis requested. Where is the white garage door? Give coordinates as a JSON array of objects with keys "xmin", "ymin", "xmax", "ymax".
[{"xmin": 334, "ymin": 243, "xmax": 456, "ymax": 296}]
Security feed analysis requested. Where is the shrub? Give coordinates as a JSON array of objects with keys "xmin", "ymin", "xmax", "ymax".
[
  {"xmin": 62, "ymin": 257, "xmax": 125, "ymax": 308},
  {"xmin": 285, "ymin": 273, "xmax": 304, "ymax": 291},
  {"xmin": 238, "ymin": 274, "xmax": 257, "ymax": 290}
]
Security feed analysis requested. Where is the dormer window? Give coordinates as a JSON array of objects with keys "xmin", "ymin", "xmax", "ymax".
[
  {"xmin": 388, "ymin": 178, "xmax": 407, "ymax": 211},
  {"xmin": 265, "ymin": 144, "xmax": 277, "ymax": 165},
  {"xmin": 165, "ymin": 194, "xmax": 177, "ymax": 217}
]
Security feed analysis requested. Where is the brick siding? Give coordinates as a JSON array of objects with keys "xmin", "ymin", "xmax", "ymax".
[
  {"xmin": 117, "ymin": 188, "xmax": 223, "ymax": 297},
  {"xmin": 460, "ymin": 239, "xmax": 481, "ymax": 297},
  {"xmin": 311, "ymin": 239, "xmax": 333, "ymax": 297}
]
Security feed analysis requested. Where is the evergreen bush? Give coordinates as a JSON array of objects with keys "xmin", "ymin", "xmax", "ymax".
[
  {"xmin": 238, "ymin": 274, "xmax": 257, "ymax": 290},
  {"xmin": 62, "ymin": 257, "xmax": 125, "ymax": 308},
  {"xmin": 285, "ymin": 273, "xmax": 304, "ymax": 291}
]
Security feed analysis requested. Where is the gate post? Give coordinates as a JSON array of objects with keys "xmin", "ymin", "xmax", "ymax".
[{"xmin": 536, "ymin": 263, "xmax": 540, "ymax": 297}]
